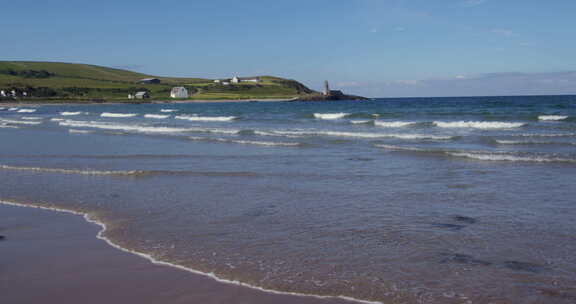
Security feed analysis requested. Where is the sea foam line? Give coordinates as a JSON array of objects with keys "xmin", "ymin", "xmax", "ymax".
[
  {"xmin": 256, "ymin": 130, "xmax": 453, "ymax": 140},
  {"xmin": 447, "ymin": 152, "xmax": 576, "ymax": 163},
  {"xmin": 0, "ymin": 200, "xmax": 381, "ymax": 304},
  {"xmin": 60, "ymin": 111, "xmax": 83, "ymax": 116},
  {"xmin": 313, "ymin": 113, "xmax": 349, "ymax": 120},
  {"xmin": 17, "ymin": 109, "xmax": 37, "ymax": 113},
  {"xmin": 538, "ymin": 115, "xmax": 568, "ymax": 121},
  {"xmin": 101, "ymin": 112, "xmax": 138, "ymax": 118},
  {"xmin": 160, "ymin": 109, "xmax": 179, "ymax": 113},
  {"xmin": 0, "ymin": 119, "xmax": 42, "ymax": 125},
  {"xmin": 0, "ymin": 165, "xmax": 150, "ymax": 176},
  {"xmin": 175, "ymin": 115, "xmax": 237, "ymax": 122},
  {"xmin": 433, "ymin": 121, "xmax": 525, "ymax": 129},
  {"xmin": 374, "ymin": 121, "xmax": 418, "ymax": 128},
  {"xmin": 188, "ymin": 136, "xmax": 301, "ymax": 147},
  {"xmin": 144, "ymin": 114, "xmax": 170, "ymax": 119}
]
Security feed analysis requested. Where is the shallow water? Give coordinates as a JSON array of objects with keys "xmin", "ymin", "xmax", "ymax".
[{"xmin": 1, "ymin": 96, "xmax": 576, "ymax": 303}]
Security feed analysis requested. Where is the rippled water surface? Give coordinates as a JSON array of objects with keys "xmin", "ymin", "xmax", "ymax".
[{"xmin": 1, "ymin": 96, "xmax": 576, "ymax": 303}]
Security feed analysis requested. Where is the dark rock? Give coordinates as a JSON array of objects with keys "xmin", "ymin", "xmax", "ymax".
[
  {"xmin": 440, "ymin": 253, "xmax": 493, "ymax": 266},
  {"xmin": 538, "ymin": 288, "xmax": 576, "ymax": 300},
  {"xmin": 0, "ymin": 235, "xmax": 5, "ymax": 240},
  {"xmin": 453, "ymin": 216, "xmax": 478, "ymax": 224},
  {"xmin": 432, "ymin": 223, "xmax": 466, "ymax": 231},
  {"xmin": 503, "ymin": 261, "xmax": 547, "ymax": 273}
]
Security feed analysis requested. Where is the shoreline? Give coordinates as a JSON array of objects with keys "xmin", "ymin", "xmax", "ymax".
[
  {"xmin": 0, "ymin": 200, "xmax": 369, "ymax": 304},
  {"xmin": 0, "ymin": 98, "xmax": 297, "ymax": 107}
]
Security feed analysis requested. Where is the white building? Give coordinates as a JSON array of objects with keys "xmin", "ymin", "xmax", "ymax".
[
  {"xmin": 170, "ymin": 87, "xmax": 189, "ymax": 99},
  {"xmin": 231, "ymin": 76, "xmax": 260, "ymax": 84}
]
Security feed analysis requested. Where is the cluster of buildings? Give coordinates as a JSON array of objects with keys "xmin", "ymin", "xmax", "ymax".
[
  {"xmin": 0, "ymin": 89, "xmax": 28, "ymax": 98},
  {"xmin": 213, "ymin": 76, "xmax": 261, "ymax": 86}
]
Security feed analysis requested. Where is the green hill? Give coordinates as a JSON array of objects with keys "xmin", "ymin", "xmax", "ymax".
[{"xmin": 0, "ymin": 61, "xmax": 315, "ymax": 102}]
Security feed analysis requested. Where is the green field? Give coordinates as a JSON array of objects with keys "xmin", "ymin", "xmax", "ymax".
[{"xmin": 0, "ymin": 61, "xmax": 315, "ymax": 102}]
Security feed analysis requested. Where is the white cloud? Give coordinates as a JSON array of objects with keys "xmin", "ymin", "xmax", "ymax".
[
  {"xmin": 461, "ymin": 0, "xmax": 487, "ymax": 7},
  {"xmin": 336, "ymin": 71, "xmax": 576, "ymax": 97},
  {"xmin": 491, "ymin": 28, "xmax": 515, "ymax": 37}
]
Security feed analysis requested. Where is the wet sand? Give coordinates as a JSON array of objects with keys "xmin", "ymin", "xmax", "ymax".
[{"xmin": 0, "ymin": 203, "xmax": 355, "ymax": 304}]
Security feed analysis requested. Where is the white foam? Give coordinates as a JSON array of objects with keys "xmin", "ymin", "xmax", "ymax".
[
  {"xmin": 160, "ymin": 109, "xmax": 179, "ymax": 113},
  {"xmin": 17, "ymin": 109, "xmax": 36, "ymax": 113},
  {"xmin": 0, "ymin": 200, "xmax": 382, "ymax": 304},
  {"xmin": 144, "ymin": 114, "xmax": 170, "ymax": 119},
  {"xmin": 59, "ymin": 120, "xmax": 241, "ymax": 135},
  {"xmin": 59, "ymin": 120, "xmax": 192, "ymax": 134},
  {"xmin": 0, "ymin": 107, "xmax": 5, "ymax": 110},
  {"xmin": 256, "ymin": 130, "xmax": 453, "ymax": 140},
  {"xmin": 0, "ymin": 119, "xmax": 42, "ymax": 125},
  {"xmin": 0, "ymin": 124, "xmax": 18, "ymax": 129},
  {"xmin": 516, "ymin": 133, "xmax": 576, "ymax": 138},
  {"xmin": 20, "ymin": 116, "xmax": 43, "ymax": 120},
  {"xmin": 0, "ymin": 165, "xmax": 146, "ymax": 175},
  {"xmin": 447, "ymin": 152, "xmax": 576, "ymax": 163},
  {"xmin": 175, "ymin": 115, "xmax": 237, "ymax": 122},
  {"xmin": 313, "ymin": 113, "xmax": 349, "ymax": 120},
  {"xmin": 189, "ymin": 136, "xmax": 300, "ymax": 147},
  {"xmin": 51, "ymin": 118, "xmax": 66, "ymax": 122},
  {"xmin": 60, "ymin": 111, "xmax": 82, "ymax": 116},
  {"xmin": 101, "ymin": 112, "xmax": 138, "ymax": 118},
  {"xmin": 349, "ymin": 120, "xmax": 372, "ymax": 125},
  {"xmin": 495, "ymin": 139, "xmax": 575, "ymax": 146},
  {"xmin": 8, "ymin": 107, "xmax": 19, "ymax": 111},
  {"xmin": 434, "ymin": 121, "xmax": 525, "ymax": 129},
  {"xmin": 375, "ymin": 144, "xmax": 427, "ymax": 152},
  {"xmin": 374, "ymin": 121, "xmax": 418, "ymax": 128},
  {"xmin": 69, "ymin": 129, "xmax": 94, "ymax": 134},
  {"xmin": 538, "ymin": 115, "xmax": 568, "ymax": 121}
]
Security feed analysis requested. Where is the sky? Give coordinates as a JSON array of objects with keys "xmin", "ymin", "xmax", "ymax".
[{"xmin": 2, "ymin": 0, "xmax": 576, "ymax": 97}]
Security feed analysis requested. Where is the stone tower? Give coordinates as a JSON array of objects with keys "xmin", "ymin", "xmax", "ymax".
[{"xmin": 323, "ymin": 80, "xmax": 330, "ymax": 96}]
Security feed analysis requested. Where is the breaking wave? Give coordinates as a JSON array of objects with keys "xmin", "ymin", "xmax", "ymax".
[
  {"xmin": 160, "ymin": 109, "xmax": 179, "ymax": 113},
  {"xmin": 101, "ymin": 112, "xmax": 138, "ymax": 118},
  {"xmin": 188, "ymin": 136, "xmax": 301, "ymax": 147},
  {"xmin": 17, "ymin": 109, "xmax": 37, "ymax": 113},
  {"xmin": 69, "ymin": 129, "xmax": 94, "ymax": 134},
  {"xmin": 313, "ymin": 113, "xmax": 350, "ymax": 120},
  {"xmin": 374, "ymin": 144, "xmax": 429, "ymax": 152},
  {"xmin": 0, "ymin": 119, "xmax": 42, "ymax": 125},
  {"xmin": 21, "ymin": 116, "xmax": 43, "ymax": 120},
  {"xmin": 60, "ymin": 112, "xmax": 83, "ymax": 116},
  {"xmin": 495, "ymin": 139, "xmax": 576, "ymax": 146},
  {"xmin": 349, "ymin": 120, "xmax": 372, "ymax": 125},
  {"xmin": 58, "ymin": 120, "xmax": 241, "ymax": 135},
  {"xmin": 175, "ymin": 115, "xmax": 237, "ymax": 122},
  {"xmin": 255, "ymin": 130, "xmax": 453, "ymax": 140},
  {"xmin": 447, "ymin": 152, "xmax": 576, "ymax": 163},
  {"xmin": 434, "ymin": 121, "xmax": 525, "ymax": 129},
  {"xmin": 144, "ymin": 114, "xmax": 170, "ymax": 119},
  {"xmin": 0, "ymin": 164, "xmax": 258, "ymax": 177},
  {"xmin": 374, "ymin": 121, "xmax": 419, "ymax": 128},
  {"xmin": 538, "ymin": 115, "xmax": 568, "ymax": 121}
]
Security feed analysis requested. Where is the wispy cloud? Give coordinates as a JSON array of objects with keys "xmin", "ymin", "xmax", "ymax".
[
  {"xmin": 337, "ymin": 71, "xmax": 576, "ymax": 97},
  {"xmin": 461, "ymin": 0, "xmax": 488, "ymax": 7},
  {"xmin": 491, "ymin": 28, "xmax": 515, "ymax": 37}
]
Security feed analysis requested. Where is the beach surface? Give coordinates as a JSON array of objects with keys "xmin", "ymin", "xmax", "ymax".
[{"xmin": 0, "ymin": 203, "xmax": 354, "ymax": 304}]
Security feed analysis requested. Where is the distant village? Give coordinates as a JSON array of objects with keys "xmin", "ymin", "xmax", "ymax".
[{"xmin": 127, "ymin": 76, "xmax": 262, "ymax": 100}]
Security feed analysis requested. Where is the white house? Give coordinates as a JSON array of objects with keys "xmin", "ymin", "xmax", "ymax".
[
  {"xmin": 170, "ymin": 87, "xmax": 189, "ymax": 99},
  {"xmin": 231, "ymin": 76, "xmax": 260, "ymax": 84}
]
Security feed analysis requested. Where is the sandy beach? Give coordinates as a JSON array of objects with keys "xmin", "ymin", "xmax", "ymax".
[{"xmin": 0, "ymin": 203, "xmax": 355, "ymax": 304}]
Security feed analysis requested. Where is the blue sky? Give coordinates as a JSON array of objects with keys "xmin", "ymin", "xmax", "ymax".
[{"xmin": 2, "ymin": 0, "xmax": 576, "ymax": 97}]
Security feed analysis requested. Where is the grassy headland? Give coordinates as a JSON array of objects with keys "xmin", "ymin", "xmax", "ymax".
[{"xmin": 0, "ymin": 61, "xmax": 316, "ymax": 103}]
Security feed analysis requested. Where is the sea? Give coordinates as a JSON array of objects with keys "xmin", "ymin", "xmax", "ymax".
[{"xmin": 1, "ymin": 95, "xmax": 575, "ymax": 304}]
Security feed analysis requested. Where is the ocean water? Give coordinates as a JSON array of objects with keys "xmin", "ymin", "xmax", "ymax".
[{"xmin": 1, "ymin": 96, "xmax": 576, "ymax": 303}]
